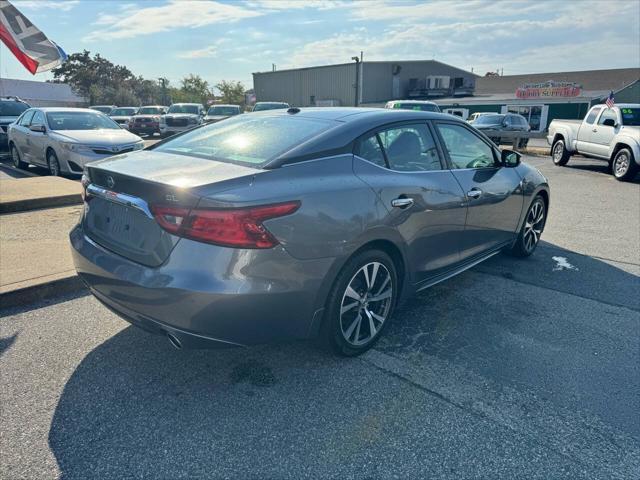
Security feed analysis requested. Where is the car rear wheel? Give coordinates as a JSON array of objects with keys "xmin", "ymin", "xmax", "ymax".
[
  {"xmin": 47, "ymin": 150, "xmax": 61, "ymax": 176},
  {"xmin": 507, "ymin": 195, "xmax": 547, "ymax": 257},
  {"xmin": 552, "ymin": 139, "xmax": 570, "ymax": 166},
  {"xmin": 612, "ymin": 148, "xmax": 638, "ymax": 182},
  {"xmin": 11, "ymin": 144, "xmax": 27, "ymax": 169},
  {"xmin": 323, "ymin": 249, "xmax": 397, "ymax": 356}
]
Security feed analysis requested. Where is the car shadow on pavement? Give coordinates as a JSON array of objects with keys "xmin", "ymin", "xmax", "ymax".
[
  {"xmin": 562, "ymin": 161, "xmax": 640, "ymax": 183},
  {"xmin": 46, "ymin": 243, "xmax": 639, "ymax": 478}
]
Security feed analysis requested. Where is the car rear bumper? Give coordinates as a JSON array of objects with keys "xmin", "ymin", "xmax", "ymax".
[{"xmin": 70, "ymin": 223, "xmax": 333, "ymax": 347}]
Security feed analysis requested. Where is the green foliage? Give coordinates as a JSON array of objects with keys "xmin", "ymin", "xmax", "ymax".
[
  {"xmin": 215, "ymin": 80, "xmax": 245, "ymax": 105},
  {"xmin": 51, "ymin": 50, "xmax": 243, "ymax": 108}
]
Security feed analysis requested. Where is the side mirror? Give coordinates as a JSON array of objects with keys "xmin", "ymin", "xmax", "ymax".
[
  {"xmin": 29, "ymin": 124, "xmax": 46, "ymax": 133},
  {"xmin": 602, "ymin": 118, "xmax": 617, "ymax": 127},
  {"xmin": 501, "ymin": 149, "xmax": 521, "ymax": 167}
]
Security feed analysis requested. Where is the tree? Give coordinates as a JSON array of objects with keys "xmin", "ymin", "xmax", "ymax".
[
  {"xmin": 179, "ymin": 74, "xmax": 212, "ymax": 105},
  {"xmin": 215, "ymin": 80, "xmax": 245, "ymax": 105}
]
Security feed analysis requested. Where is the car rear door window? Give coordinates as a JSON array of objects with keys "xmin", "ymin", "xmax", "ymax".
[
  {"xmin": 357, "ymin": 135, "xmax": 386, "ymax": 167},
  {"xmin": 436, "ymin": 123, "xmax": 497, "ymax": 169},
  {"xmin": 585, "ymin": 107, "xmax": 602, "ymax": 124},
  {"xmin": 19, "ymin": 110, "xmax": 35, "ymax": 126}
]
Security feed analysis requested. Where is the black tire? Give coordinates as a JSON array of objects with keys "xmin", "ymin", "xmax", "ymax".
[
  {"xmin": 10, "ymin": 143, "xmax": 27, "ymax": 169},
  {"xmin": 611, "ymin": 148, "xmax": 638, "ymax": 182},
  {"xmin": 507, "ymin": 195, "xmax": 547, "ymax": 258},
  {"xmin": 47, "ymin": 150, "xmax": 61, "ymax": 176},
  {"xmin": 551, "ymin": 138, "xmax": 570, "ymax": 166},
  {"xmin": 517, "ymin": 138, "xmax": 529, "ymax": 149},
  {"xmin": 323, "ymin": 249, "xmax": 398, "ymax": 356}
]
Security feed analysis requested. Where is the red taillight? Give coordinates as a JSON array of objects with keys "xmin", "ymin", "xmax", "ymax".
[{"xmin": 151, "ymin": 201, "xmax": 300, "ymax": 249}]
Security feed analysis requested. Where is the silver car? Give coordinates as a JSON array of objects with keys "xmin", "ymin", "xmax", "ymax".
[
  {"xmin": 109, "ymin": 106, "xmax": 139, "ymax": 129},
  {"xmin": 159, "ymin": 103, "xmax": 204, "ymax": 137},
  {"xmin": 71, "ymin": 108, "xmax": 549, "ymax": 356},
  {"xmin": 8, "ymin": 108, "xmax": 144, "ymax": 176}
]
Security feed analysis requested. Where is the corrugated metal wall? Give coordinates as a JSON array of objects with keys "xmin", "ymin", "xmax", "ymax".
[{"xmin": 253, "ymin": 63, "xmax": 357, "ymax": 107}]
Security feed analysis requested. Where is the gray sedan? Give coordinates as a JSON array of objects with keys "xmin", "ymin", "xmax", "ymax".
[
  {"xmin": 8, "ymin": 108, "xmax": 144, "ymax": 176},
  {"xmin": 71, "ymin": 108, "xmax": 549, "ymax": 356}
]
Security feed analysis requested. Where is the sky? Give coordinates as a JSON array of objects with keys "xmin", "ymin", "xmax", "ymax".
[{"xmin": 1, "ymin": 0, "xmax": 639, "ymax": 93}]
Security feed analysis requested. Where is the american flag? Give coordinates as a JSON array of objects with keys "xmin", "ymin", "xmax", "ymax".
[{"xmin": 605, "ymin": 91, "xmax": 615, "ymax": 109}]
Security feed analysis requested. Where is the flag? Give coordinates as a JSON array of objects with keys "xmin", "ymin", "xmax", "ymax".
[
  {"xmin": 605, "ymin": 91, "xmax": 615, "ymax": 109},
  {"xmin": 0, "ymin": 0, "xmax": 67, "ymax": 75}
]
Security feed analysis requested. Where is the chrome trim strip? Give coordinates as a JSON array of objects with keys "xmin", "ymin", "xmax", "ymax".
[{"xmin": 86, "ymin": 183, "xmax": 154, "ymax": 219}]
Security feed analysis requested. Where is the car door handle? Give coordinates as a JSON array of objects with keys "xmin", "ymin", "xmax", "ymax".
[
  {"xmin": 391, "ymin": 197, "xmax": 414, "ymax": 208},
  {"xmin": 467, "ymin": 189, "xmax": 482, "ymax": 199}
]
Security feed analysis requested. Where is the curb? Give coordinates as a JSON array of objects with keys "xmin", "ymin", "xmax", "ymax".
[
  {"xmin": 0, "ymin": 275, "xmax": 86, "ymax": 310},
  {"xmin": 0, "ymin": 194, "xmax": 82, "ymax": 214},
  {"xmin": 0, "ymin": 161, "xmax": 41, "ymax": 178}
]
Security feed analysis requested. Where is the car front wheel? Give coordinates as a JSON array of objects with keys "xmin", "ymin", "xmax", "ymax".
[
  {"xmin": 507, "ymin": 195, "xmax": 547, "ymax": 257},
  {"xmin": 612, "ymin": 148, "xmax": 638, "ymax": 182},
  {"xmin": 47, "ymin": 150, "xmax": 61, "ymax": 176},
  {"xmin": 323, "ymin": 249, "xmax": 397, "ymax": 356}
]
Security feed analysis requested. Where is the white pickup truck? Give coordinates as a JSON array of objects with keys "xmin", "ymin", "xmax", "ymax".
[{"xmin": 547, "ymin": 103, "xmax": 640, "ymax": 181}]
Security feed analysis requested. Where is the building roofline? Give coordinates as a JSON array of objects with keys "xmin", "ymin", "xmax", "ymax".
[
  {"xmin": 479, "ymin": 66, "xmax": 639, "ymax": 79},
  {"xmin": 253, "ymin": 59, "xmax": 478, "ymax": 77}
]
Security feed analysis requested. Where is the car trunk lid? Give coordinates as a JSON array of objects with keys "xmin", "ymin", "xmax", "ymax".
[{"xmin": 84, "ymin": 150, "xmax": 261, "ymax": 267}]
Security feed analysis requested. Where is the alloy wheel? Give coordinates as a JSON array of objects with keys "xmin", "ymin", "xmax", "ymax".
[
  {"xmin": 614, "ymin": 152, "xmax": 630, "ymax": 178},
  {"xmin": 340, "ymin": 262, "xmax": 393, "ymax": 346},
  {"xmin": 48, "ymin": 154, "xmax": 60, "ymax": 176},
  {"xmin": 11, "ymin": 146, "xmax": 20, "ymax": 168},
  {"xmin": 553, "ymin": 142, "xmax": 563, "ymax": 163},
  {"xmin": 523, "ymin": 201, "xmax": 545, "ymax": 253}
]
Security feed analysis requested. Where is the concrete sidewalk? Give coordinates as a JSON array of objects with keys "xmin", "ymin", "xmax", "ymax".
[
  {"xmin": 0, "ymin": 176, "xmax": 81, "ymax": 214},
  {"xmin": 0, "ymin": 205, "xmax": 84, "ymax": 308}
]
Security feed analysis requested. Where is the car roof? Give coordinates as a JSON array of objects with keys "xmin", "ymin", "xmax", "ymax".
[
  {"xmin": 34, "ymin": 107, "xmax": 107, "ymax": 113},
  {"xmin": 256, "ymin": 101, "xmax": 288, "ymax": 104},
  {"xmin": 388, "ymin": 100, "xmax": 438, "ymax": 104},
  {"xmin": 209, "ymin": 104, "xmax": 240, "ymax": 108},
  {"xmin": 171, "ymin": 103, "xmax": 201, "ymax": 106}
]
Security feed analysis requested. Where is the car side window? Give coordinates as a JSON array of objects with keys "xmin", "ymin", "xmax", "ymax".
[
  {"xmin": 436, "ymin": 123, "xmax": 497, "ymax": 169},
  {"xmin": 378, "ymin": 124, "xmax": 442, "ymax": 172},
  {"xmin": 357, "ymin": 134, "xmax": 386, "ymax": 167},
  {"xmin": 19, "ymin": 110, "xmax": 35, "ymax": 126},
  {"xmin": 598, "ymin": 108, "xmax": 617, "ymax": 126},
  {"xmin": 31, "ymin": 111, "xmax": 45, "ymax": 126},
  {"xmin": 585, "ymin": 107, "xmax": 602, "ymax": 124}
]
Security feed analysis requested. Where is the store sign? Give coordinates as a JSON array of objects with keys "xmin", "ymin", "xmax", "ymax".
[{"xmin": 515, "ymin": 81, "xmax": 582, "ymax": 99}]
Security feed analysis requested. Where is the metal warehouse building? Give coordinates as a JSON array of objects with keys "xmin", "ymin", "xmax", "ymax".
[
  {"xmin": 253, "ymin": 60, "xmax": 477, "ymax": 107},
  {"xmin": 0, "ymin": 78, "xmax": 86, "ymax": 107}
]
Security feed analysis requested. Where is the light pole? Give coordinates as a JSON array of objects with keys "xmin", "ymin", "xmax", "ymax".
[{"xmin": 351, "ymin": 56, "xmax": 360, "ymax": 107}]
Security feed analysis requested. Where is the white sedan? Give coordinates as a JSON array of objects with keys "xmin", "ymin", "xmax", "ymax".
[{"xmin": 8, "ymin": 108, "xmax": 144, "ymax": 176}]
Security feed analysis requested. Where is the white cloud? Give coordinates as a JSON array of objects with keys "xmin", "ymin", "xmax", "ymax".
[
  {"xmin": 285, "ymin": 0, "xmax": 639, "ymax": 74},
  {"xmin": 178, "ymin": 40, "xmax": 226, "ymax": 59},
  {"xmin": 85, "ymin": 0, "xmax": 262, "ymax": 41},
  {"xmin": 12, "ymin": 0, "xmax": 79, "ymax": 11},
  {"xmin": 247, "ymin": 0, "xmax": 349, "ymax": 10}
]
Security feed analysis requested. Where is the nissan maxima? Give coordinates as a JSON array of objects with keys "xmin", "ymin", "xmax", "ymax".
[
  {"xmin": 9, "ymin": 108, "xmax": 144, "ymax": 176},
  {"xmin": 71, "ymin": 108, "xmax": 549, "ymax": 356}
]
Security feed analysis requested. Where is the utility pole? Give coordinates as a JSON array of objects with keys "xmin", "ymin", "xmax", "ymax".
[
  {"xmin": 158, "ymin": 77, "xmax": 168, "ymax": 105},
  {"xmin": 351, "ymin": 56, "xmax": 360, "ymax": 107}
]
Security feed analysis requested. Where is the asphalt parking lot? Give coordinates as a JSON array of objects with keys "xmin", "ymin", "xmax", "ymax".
[{"xmin": 1, "ymin": 154, "xmax": 639, "ymax": 479}]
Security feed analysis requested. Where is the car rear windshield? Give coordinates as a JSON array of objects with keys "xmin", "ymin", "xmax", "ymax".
[
  {"xmin": 154, "ymin": 115, "xmax": 336, "ymax": 167},
  {"xmin": 208, "ymin": 106, "xmax": 240, "ymax": 116},
  {"xmin": 46, "ymin": 112, "xmax": 121, "ymax": 130},
  {"xmin": 620, "ymin": 107, "xmax": 640, "ymax": 126},
  {"xmin": 168, "ymin": 105, "xmax": 200, "ymax": 114},
  {"xmin": 474, "ymin": 114, "xmax": 504, "ymax": 125},
  {"xmin": 253, "ymin": 103, "xmax": 288, "ymax": 111},
  {"xmin": 0, "ymin": 101, "xmax": 29, "ymax": 116},
  {"xmin": 110, "ymin": 108, "xmax": 137, "ymax": 116},
  {"xmin": 395, "ymin": 103, "xmax": 440, "ymax": 112},
  {"xmin": 138, "ymin": 107, "xmax": 163, "ymax": 114},
  {"xmin": 91, "ymin": 106, "xmax": 113, "ymax": 113}
]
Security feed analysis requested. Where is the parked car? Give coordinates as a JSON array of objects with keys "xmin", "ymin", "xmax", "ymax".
[
  {"xmin": 128, "ymin": 105, "xmax": 168, "ymax": 137},
  {"xmin": 8, "ymin": 108, "xmax": 144, "ymax": 176},
  {"xmin": 71, "ymin": 108, "xmax": 549, "ymax": 356},
  {"xmin": 467, "ymin": 112, "xmax": 493, "ymax": 124},
  {"xmin": 548, "ymin": 103, "xmax": 640, "ymax": 181},
  {"xmin": 384, "ymin": 100, "xmax": 441, "ymax": 113},
  {"xmin": 90, "ymin": 105, "xmax": 116, "ymax": 114},
  {"xmin": 252, "ymin": 101, "xmax": 289, "ymax": 112},
  {"xmin": 204, "ymin": 104, "xmax": 241, "ymax": 123},
  {"xmin": 159, "ymin": 103, "xmax": 204, "ymax": 137},
  {"xmin": 471, "ymin": 113, "xmax": 530, "ymax": 147},
  {"xmin": 0, "ymin": 96, "xmax": 30, "ymax": 149},
  {"xmin": 109, "ymin": 107, "xmax": 139, "ymax": 128}
]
